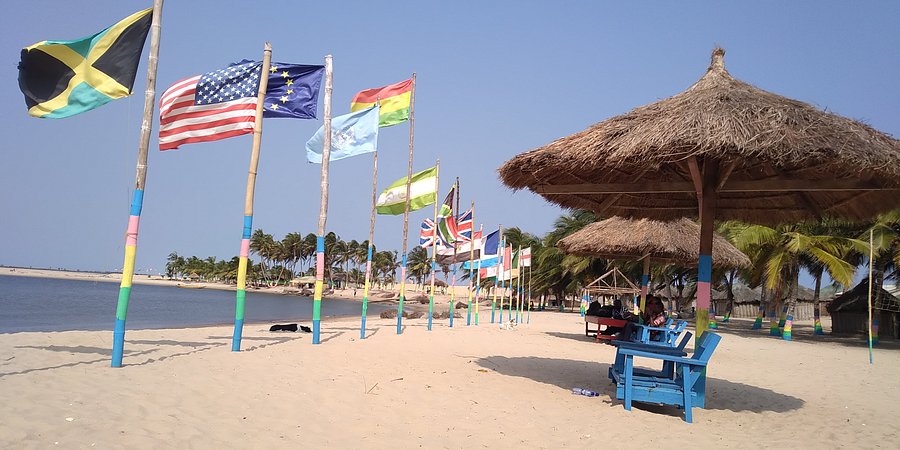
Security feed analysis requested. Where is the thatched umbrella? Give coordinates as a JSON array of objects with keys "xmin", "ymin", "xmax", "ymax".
[
  {"xmin": 500, "ymin": 48, "xmax": 900, "ymax": 339},
  {"xmin": 558, "ymin": 217, "xmax": 750, "ymax": 314}
]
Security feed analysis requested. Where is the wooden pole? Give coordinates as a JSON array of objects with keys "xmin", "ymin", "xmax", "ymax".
[
  {"xmin": 427, "ymin": 160, "xmax": 440, "ymax": 331},
  {"xmin": 231, "ymin": 43, "xmax": 274, "ymax": 352},
  {"xmin": 475, "ymin": 232, "xmax": 483, "ymax": 325},
  {"xmin": 111, "ymin": 0, "xmax": 164, "ymax": 368},
  {"xmin": 449, "ymin": 177, "xmax": 460, "ymax": 328},
  {"xmin": 527, "ymin": 261, "xmax": 532, "ymax": 324},
  {"xmin": 466, "ymin": 202, "xmax": 475, "ymax": 326},
  {"xmin": 639, "ymin": 256, "xmax": 651, "ymax": 322},
  {"xmin": 311, "ymin": 55, "xmax": 334, "ymax": 345},
  {"xmin": 396, "ymin": 73, "xmax": 416, "ymax": 335},
  {"xmin": 695, "ymin": 159, "xmax": 720, "ymax": 344},
  {"xmin": 515, "ymin": 245, "xmax": 522, "ymax": 323},
  {"xmin": 492, "ymin": 225, "xmax": 503, "ymax": 323},
  {"xmin": 360, "ymin": 147, "xmax": 378, "ymax": 339},
  {"xmin": 868, "ymin": 229, "xmax": 874, "ymax": 364}
]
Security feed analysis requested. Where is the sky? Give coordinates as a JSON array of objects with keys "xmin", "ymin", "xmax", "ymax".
[{"xmin": 1, "ymin": 1, "xmax": 898, "ymax": 288}]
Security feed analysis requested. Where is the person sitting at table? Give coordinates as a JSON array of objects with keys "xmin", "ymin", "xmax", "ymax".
[
  {"xmin": 597, "ymin": 299, "xmax": 627, "ymax": 336},
  {"xmin": 617, "ymin": 296, "xmax": 667, "ymax": 341}
]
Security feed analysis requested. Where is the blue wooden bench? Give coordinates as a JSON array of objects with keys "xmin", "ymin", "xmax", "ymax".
[
  {"xmin": 632, "ymin": 319, "xmax": 688, "ymax": 347},
  {"xmin": 608, "ymin": 331, "xmax": 693, "ymax": 381},
  {"xmin": 609, "ymin": 332, "xmax": 721, "ymax": 423}
]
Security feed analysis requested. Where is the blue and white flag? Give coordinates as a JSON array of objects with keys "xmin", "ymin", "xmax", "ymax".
[{"xmin": 306, "ymin": 105, "xmax": 379, "ymax": 163}]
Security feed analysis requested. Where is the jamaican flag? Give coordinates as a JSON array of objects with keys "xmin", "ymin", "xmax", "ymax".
[{"xmin": 18, "ymin": 8, "xmax": 152, "ymax": 119}]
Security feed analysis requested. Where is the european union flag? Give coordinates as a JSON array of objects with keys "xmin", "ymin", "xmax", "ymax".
[{"xmin": 262, "ymin": 62, "xmax": 324, "ymax": 119}]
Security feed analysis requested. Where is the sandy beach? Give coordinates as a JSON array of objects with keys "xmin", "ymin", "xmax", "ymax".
[{"xmin": 1, "ymin": 310, "xmax": 897, "ymax": 448}]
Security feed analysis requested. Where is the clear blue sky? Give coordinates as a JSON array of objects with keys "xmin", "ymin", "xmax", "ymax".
[{"xmin": 2, "ymin": 1, "xmax": 898, "ymax": 288}]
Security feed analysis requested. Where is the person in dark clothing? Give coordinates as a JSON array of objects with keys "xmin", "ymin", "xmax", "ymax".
[
  {"xmin": 618, "ymin": 296, "xmax": 667, "ymax": 341},
  {"xmin": 597, "ymin": 299, "xmax": 627, "ymax": 335}
]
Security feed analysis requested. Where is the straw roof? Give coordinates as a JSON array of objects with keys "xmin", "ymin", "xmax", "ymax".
[
  {"xmin": 827, "ymin": 280, "xmax": 900, "ymax": 314},
  {"xmin": 499, "ymin": 48, "xmax": 900, "ymax": 224},
  {"xmin": 557, "ymin": 217, "xmax": 750, "ymax": 268}
]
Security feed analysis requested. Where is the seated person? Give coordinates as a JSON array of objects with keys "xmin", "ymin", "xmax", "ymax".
[
  {"xmin": 618, "ymin": 296, "xmax": 667, "ymax": 341},
  {"xmin": 585, "ymin": 299, "xmax": 604, "ymax": 316},
  {"xmin": 597, "ymin": 299, "xmax": 627, "ymax": 335}
]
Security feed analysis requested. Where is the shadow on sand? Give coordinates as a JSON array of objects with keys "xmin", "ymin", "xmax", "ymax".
[{"xmin": 476, "ymin": 355, "xmax": 804, "ymax": 416}]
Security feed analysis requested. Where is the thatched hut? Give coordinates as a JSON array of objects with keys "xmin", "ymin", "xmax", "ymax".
[
  {"xmin": 499, "ymin": 48, "xmax": 900, "ymax": 337},
  {"xmin": 827, "ymin": 280, "xmax": 900, "ymax": 339},
  {"xmin": 558, "ymin": 216, "xmax": 750, "ymax": 314}
]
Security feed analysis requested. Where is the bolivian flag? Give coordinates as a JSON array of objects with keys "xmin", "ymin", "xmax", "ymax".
[
  {"xmin": 350, "ymin": 78, "xmax": 412, "ymax": 127},
  {"xmin": 18, "ymin": 8, "xmax": 153, "ymax": 119}
]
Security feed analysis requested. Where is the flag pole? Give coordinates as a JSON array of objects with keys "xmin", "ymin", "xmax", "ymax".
[
  {"xmin": 310, "ymin": 55, "xmax": 334, "ymax": 345},
  {"xmin": 516, "ymin": 245, "xmax": 522, "ymax": 324},
  {"xmin": 491, "ymin": 225, "xmax": 503, "ymax": 323},
  {"xmin": 360, "ymin": 146, "xmax": 378, "ymax": 339},
  {"xmin": 527, "ymin": 258, "xmax": 532, "ymax": 324},
  {"xmin": 397, "ymin": 73, "xmax": 416, "ymax": 335},
  {"xmin": 474, "ymin": 226, "xmax": 483, "ymax": 326},
  {"xmin": 868, "ymin": 228, "xmax": 874, "ymax": 364},
  {"xmin": 449, "ymin": 176, "xmax": 460, "ymax": 328},
  {"xmin": 111, "ymin": 0, "xmax": 163, "ymax": 368},
  {"xmin": 466, "ymin": 201, "xmax": 475, "ymax": 326},
  {"xmin": 231, "ymin": 43, "xmax": 274, "ymax": 352},
  {"xmin": 427, "ymin": 160, "xmax": 440, "ymax": 331},
  {"xmin": 498, "ymin": 240, "xmax": 508, "ymax": 326}
]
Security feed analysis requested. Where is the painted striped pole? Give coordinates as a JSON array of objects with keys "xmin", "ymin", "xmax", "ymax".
[
  {"xmin": 310, "ymin": 55, "xmax": 334, "ymax": 345},
  {"xmin": 769, "ymin": 306, "xmax": 780, "ymax": 336},
  {"xmin": 527, "ymin": 262, "xmax": 532, "ymax": 324},
  {"xmin": 231, "ymin": 43, "xmax": 274, "ymax": 351},
  {"xmin": 777, "ymin": 304, "xmax": 789, "ymax": 329},
  {"xmin": 813, "ymin": 303, "xmax": 825, "ymax": 335},
  {"xmin": 474, "ymin": 253, "xmax": 482, "ymax": 325},
  {"xmin": 396, "ymin": 73, "xmax": 417, "ymax": 335},
  {"xmin": 360, "ymin": 244, "xmax": 374, "ymax": 339},
  {"xmin": 709, "ymin": 301, "xmax": 719, "ymax": 329},
  {"xmin": 491, "ymin": 226, "xmax": 502, "ymax": 323},
  {"xmin": 867, "ymin": 229, "xmax": 874, "ymax": 363},
  {"xmin": 465, "ymin": 215, "xmax": 477, "ymax": 326},
  {"xmin": 427, "ymin": 160, "xmax": 440, "ymax": 332},
  {"xmin": 694, "ymin": 158, "xmax": 719, "ymax": 343},
  {"xmin": 752, "ymin": 302, "xmax": 765, "ymax": 329},
  {"xmin": 111, "ymin": 0, "xmax": 163, "ymax": 368},
  {"xmin": 782, "ymin": 311, "xmax": 793, "ymax": 341}
]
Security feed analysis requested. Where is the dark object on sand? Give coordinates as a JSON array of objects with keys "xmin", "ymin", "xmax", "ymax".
[
  {"xmin": 270, "ymin": 323, "xmax": 298, "ymax": 332},
  {"xmin": 380, "ymin": 309, "xmax": 398, "ymax": 319},
  {"xmin": 299, "ymin": 325, "xmax": 312, "ymax": 333}
]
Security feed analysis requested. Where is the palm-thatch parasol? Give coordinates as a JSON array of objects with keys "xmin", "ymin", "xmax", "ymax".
[
  {"xmin": 499, "ymin": 48, "xmax": 900, "ymax": 338},
  {"xmin": 558, "ymin": 217, "xmax": 750, "ymax": 313}
]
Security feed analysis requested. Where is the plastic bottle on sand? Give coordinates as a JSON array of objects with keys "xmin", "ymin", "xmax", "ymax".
[{"xmin": 571, "ymin": 387, "xmax": 599, "ymax": 397}]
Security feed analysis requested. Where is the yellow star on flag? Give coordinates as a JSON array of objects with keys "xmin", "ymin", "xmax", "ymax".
[
  {"xmin": 280, "ymin": 95, "xmax": 288, "ymax": 103},
  {"xmin": 270, "ymin": 103, "xmax": 279, "ymax": 110},
  {"xmin": 286, "ymin": 79, "xmax": 293, "ymax": 86},
  {"xmin": 270, "ymin": 66, "xmax": 278, "ymax": 73},
  {"xmin": 287, "ymin": 89, "xmax": 294, "ymax": 94},
  {"xmin": 281, "ymin": 71, "xmax": 289, "ymax": 78}
]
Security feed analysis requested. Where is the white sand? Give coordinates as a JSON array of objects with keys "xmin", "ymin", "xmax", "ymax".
[{"xmin": 0, "ymin": 312, "xmax": 897, "ymax": 448}]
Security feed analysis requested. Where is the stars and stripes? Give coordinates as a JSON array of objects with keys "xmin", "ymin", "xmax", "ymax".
[{"xmin": 158, "ymin": 61, "xmax": 262, "ymax": 151}]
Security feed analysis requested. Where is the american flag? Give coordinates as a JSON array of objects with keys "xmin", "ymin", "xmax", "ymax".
[{"xmin": 158, "ymin": 61, "xmax": 262, "ymax": 151}]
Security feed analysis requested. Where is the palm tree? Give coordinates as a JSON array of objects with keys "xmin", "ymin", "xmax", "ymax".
[
  {"xmin": 250, "ymin": 229, "xmax": 277, "ymax": 285},
  {"xmin": 165, "ymin": 252, "xmax": 186, "ymax": 279},
  {"xmin": 407, "ymin": 246, "xmax": 430, "ymax": 286}
]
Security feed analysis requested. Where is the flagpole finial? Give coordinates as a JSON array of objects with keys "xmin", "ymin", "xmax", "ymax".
[{"xmin": 264, "ymin": 42, "xmax": 272, "ymax": 51}]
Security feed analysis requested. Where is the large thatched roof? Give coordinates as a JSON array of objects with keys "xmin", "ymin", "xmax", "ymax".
[
  {"xmin": 499, "ymin": 48, "xmax": 900, "ymax": 224},
  {"xmin": 827, "ymin": 280, "xmax": 900, "ymax": 314},
  {"xmin": 557, "ymin": 217, "xmax": 750, "ymax": 268}
]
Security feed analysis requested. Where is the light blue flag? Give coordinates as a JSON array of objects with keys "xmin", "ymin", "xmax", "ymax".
[{"xmin": 306, "ymin": 104, "xmax": 379, "ymax": 163}]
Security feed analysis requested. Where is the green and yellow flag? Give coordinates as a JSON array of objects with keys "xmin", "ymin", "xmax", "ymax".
[
  {"xmin": 18, "ymin": 8, "xmax": 153, "ymax": 119},
  {"xmin": 376, "ymin": 166, "xmax": 437, "ymax": 215},
  {"xmin": 350, "ymin": 79, "xmax": 412, "ymax": 127}
]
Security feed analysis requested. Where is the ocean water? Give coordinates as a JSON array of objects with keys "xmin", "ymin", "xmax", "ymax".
[{"xmin": 0, "ymin": 275, "xmax": 389, "ymax": 333}]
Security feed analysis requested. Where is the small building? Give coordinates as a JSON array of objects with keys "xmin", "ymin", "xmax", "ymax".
[{"xmin": 827, "ymin": 280, "xmax": 900, "ymax": 339}]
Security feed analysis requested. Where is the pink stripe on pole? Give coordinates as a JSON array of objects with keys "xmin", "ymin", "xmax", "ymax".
[
  {"xmin": 125, "ymin": 215, "xmax": 140, "ymax": 246},
  {"xmin": 401, "ymin": 267, "xmax": 407, "ymax": 281},
  {"xmin": 240, "ymin": 239, "xmax": 251, "ymax": 257},
  {"xmin": 640, "ymin": 286, "xmax": 648, "ymax": 296},
  {"xmin": 696, "ymin": 281, "xmax": 711, "ymax": 309},
  {"xmin": 316, "ymin": 251, "xmax": 324, "ymax": 278},
  {"xmin": 365, "ymin": 261, "xmax": 372, "ymax": 276}
]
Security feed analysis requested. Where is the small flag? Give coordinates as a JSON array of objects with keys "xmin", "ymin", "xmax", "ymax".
[
  {"xmin": 376, "ymin": 166, "xmax": 437, "ymax": 215},
  {"xmin": 463, "ymin": 230, "xmax": 500, "ymax": 270},
  {"xmin": 419, "ymin": 218, "xmax": 449, "ymax": 248},
  {"xmin": 158, "ymin": 61, "xmax": 262, "ymax": 150},
  {"xmin": 350, "ymin": 79, "xmax": 412, "ymax": 127},
  {"xmin": 262, "ymin": 63, "xmax": 324, "ymax": 119},
  {"xmin": 436, "ymin": 229, "xmax": 483, "ymax": 265},
  {"xmin": 482, "ymin": 230, "xmax": 500, "ymax": 256},
  {"xmin": 456, "ymin": 209, "xmax": 473, "ymax": 242},
  {"xmin": 18, "ymin": 8, "xmax": 153, "ymax": 118},
  {"xmin": 521, "ymin": 247, "xmax": 532, "ymax": 267},
  {"xmin": 306, "ymin": 105, "xmax": 379, "ymax": 163}
]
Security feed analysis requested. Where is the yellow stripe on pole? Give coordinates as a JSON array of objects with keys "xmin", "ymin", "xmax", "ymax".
[
  {"xmin": 237, "ymin": 257, "xmax": 248, "ymax": 290},
  {"xmin": 121, "ymin": 245, "xmax": 137, "ymax": 288}
]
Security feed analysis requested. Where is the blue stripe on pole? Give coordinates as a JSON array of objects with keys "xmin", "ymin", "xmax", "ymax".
[
  {"xmin": 317, "ymin": 236, "xmax": 325, "ymax": 252},
  {"xmin": 129, "ymin": 189, "xmax": 144, "ymax": 216},
  {"xmin": 242, "ymin": 215, "xmax": 253, "ymax": 239},
  {"xmin": 111, "ymin": 318, "xmax": 126, "ymax": 367},
  {"xmin": 232, "ymin": 319, "xmax": 244, "ymax": 351},
  {"xmin": 698, "ymin": 255, "xmax": 712, "ymax": 282},
  {"xmin": 641, "ymin": 274, "xmax": 649, "ymax": 286},
  {"xmin": 402, "ymin": 254, "xmax": 407, "ymax": 266},
  {"xmin": 367, "ymin": 245, "xmax": 373, "ymax": 260},
  {"xmin": 313, "ymin": 319, "xmax": 321, "ymax": 339}
]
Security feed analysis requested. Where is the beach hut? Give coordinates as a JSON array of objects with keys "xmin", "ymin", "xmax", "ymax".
[
  {"xmin": 499, "ymin": 48, "xmax": 900, "ymax": 340},
  {"xmin": 827, "ymin": 280, "xmax": 900, "ymax": 339},
  {"xmin": 558, "ymin": 217, "xmax": 750, "ymax": 318}
]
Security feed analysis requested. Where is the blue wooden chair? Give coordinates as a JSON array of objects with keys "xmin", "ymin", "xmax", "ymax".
[
  {"xmin": 610, "ymin": 332, "xmax": 722, "ymax": 423},
  {"xmin": 633, "ymin": 319, "xmax": 688, "ymax": 347},
  {"xmin": 608, "ymin": 331, "xmax": 693, "ymax": 381}
]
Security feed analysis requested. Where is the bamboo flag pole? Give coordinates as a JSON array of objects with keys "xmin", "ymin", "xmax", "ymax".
[
  {"xmin": 310, "ymin": 55, "xmax": 334, "ymax": 345},
  {"xmin": 499, "ymin": 239, "xmax": 508, "ymax": 326},
  {"xmin": 527, "ymin": 259, "xmax": 532, "ymax": 324},
  {"xmin": 474, "ymin": 230, "xmax": 482, "ymax": 326},
  {"xmin": 515, "ymin": 245, "xmax": 521, "ymax": 324},
  {"xmin": 111, "ymin": 0, "xmax": 163, "ymax": 368},
  {"xmin": 868, "ymin": 228, "xmax": 874, "ymax": 364},
  {"xmin": 427, "ymin": 160, "xmax": 441, "ymax": 331},
  {"xmin": 491, "ymin": 225, "xmax": 503, "ymax": 323},
  {"xmin": 449, "ymin": 177, "xmax": 460, "ymax": 328},
  {"xmin": 396, "ymin": 73, "xmax": 417, "ymax": 335},
  {"xmin": 231, "ymin": 43, "xmax": 274, "ymax": 352},
  {"xmin": 466, "ymin": 202, "xmax": 475, "ymax": 326},
  {"xmin": 360, "ymin": 145, "xmax": 378, "ymax": 339}
]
